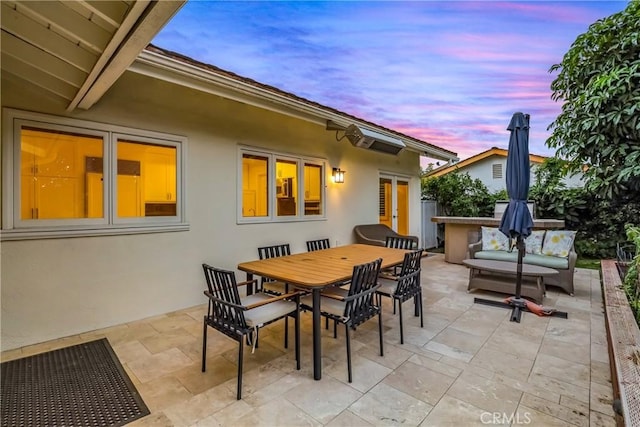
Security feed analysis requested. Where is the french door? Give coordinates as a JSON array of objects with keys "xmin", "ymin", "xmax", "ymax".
[{"xmin": 379, "ymin": 174, "xmax": 409, "ymax": 235}]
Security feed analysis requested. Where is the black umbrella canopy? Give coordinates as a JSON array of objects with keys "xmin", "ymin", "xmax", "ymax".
[{"xmin": 499, "ymin": 112, "xmax": 534, "ymax": 240}]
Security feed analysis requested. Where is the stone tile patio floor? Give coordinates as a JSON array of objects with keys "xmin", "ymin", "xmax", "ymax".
[{"xmin": 1, "ymin": 254, "xmax": 617, "ymax": 426}]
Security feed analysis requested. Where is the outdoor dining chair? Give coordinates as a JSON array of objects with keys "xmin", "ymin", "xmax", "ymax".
[
  {"xmin": 257, "ymin": 243, "xmax": 291, "ymax": 295},
  {"xmin": 385, "ymin": 235, "xmax": 418, "ymax": 250},
  {"xmin": 383, "ymin": 235, "xmax": 418, "ymax": 275},
  {"xmin": 301, "ymin": 258, "xmax": 383, "ymax": 383},
  {"xmin": 306, "ymin": 238, "xmax": 331, "ymax": 252},
  {"xmin": 201, "ymin": 264, "xmax": 300, "ymax": 400},
  {"xmin": 376, "ymin": 249, "xmax": 424, "ymax": 344}
]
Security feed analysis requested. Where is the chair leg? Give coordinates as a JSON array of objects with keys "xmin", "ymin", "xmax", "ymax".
[
  {"xmin": 393, "ymin": 299, "xmax": 396, "ymax": 315},
  {"xmin": 201, "ymin": 317, "xmax": 207, "ymax": 372},
  {"xmin": 237, "ymin": 338, "xmax": 244, "ymax": 400},
  {"xmin": 419, "ymin": 292, "xmax": 424, "ymax": 328},
  {"xmin": 378, "ymin": 309, "xmax": 384, "ymax": 356},
  {"xmin": 398, "ymin": 300, "xmax": 404, "ymax": 345},
  {"xmin": 284, "ymin": 317, "xmax": 289, "ymax": 349},
  {"xmin": 325, "ymin": 317, "xmax": 329, "ymax": 330},
  {"xmin": 345, "ymin": 324, "xmax": 352, "ymax": 383},
  {"xmin": 295, "ymin": 309, "xmax": 301, "ymax": 370},
  {"xmin": 333, "ymin": 319, "xmax": 338, "ymax": 338}
]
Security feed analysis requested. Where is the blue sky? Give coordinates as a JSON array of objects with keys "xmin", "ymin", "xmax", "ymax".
[{"xmin": 153, "ymin": 1, "xmax": 628, "ymax": 165}]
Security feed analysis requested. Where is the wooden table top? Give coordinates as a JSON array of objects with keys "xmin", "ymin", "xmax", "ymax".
[
  {"xmin": 462, "ymin": 259, "xmax": 558, "ymax": 276},
  {"xmin": 237, "ymin": 244, "xmax": 410, "ymax": 288}
]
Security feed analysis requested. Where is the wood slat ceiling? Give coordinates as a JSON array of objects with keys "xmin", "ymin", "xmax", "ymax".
[{"xmin": 1, "ymin": 0, "xmax": 184, "ymax": 111}]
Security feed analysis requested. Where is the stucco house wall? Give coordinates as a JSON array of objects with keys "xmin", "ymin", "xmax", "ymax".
[{"xmin": 1, "ymin": 68, "xmax": 427, "ymax": 350}]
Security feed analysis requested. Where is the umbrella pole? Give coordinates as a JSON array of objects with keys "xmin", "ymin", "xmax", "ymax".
[{"xmin": 509, "ymin": 236, "xmax": 527, "ymax": 322}]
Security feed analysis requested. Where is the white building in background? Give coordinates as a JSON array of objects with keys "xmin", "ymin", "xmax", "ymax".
[{"xmin": 426, "ymin": 147, "xmax": 584, "ymax": 192}]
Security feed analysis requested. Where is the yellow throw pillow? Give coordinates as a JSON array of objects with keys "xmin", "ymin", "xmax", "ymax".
[
  {"xmin": 541, "ymin": 230, "xmax": 576, "ymax": 258},
  {"xmin": 481, "ymin": 226, "xmax": 510, "ymax": 251},
  {"xmin": 524, "ymin": 230, "xmax": 546, "ymax": 255}
]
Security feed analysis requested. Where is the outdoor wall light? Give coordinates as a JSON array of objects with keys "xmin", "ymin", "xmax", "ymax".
[{"xmin": 332, "ymin": 168, "xmax": 345, "ymax": 184}]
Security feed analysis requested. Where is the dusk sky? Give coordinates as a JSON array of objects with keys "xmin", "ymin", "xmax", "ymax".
[{"xmin": 153, "ymin": 1, "xmax": 629, "ymax": 165}]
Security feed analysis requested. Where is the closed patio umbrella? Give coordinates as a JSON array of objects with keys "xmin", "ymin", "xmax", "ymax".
[
  {"xmin": 499, "ymin": 112, "xmax": 534, "ymax": 322},
  {"xmin": 473, "ymin": 113, "xmax": 566, "ymax": 322}
]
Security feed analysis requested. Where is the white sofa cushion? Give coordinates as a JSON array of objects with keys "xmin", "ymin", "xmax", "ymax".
[
  {"xmin": 474, "ymin": 250, "xmax": 569, "ymax": 269},
  {"xmin": 525, "ymin": 230, "xmax": 546, "ymax": 255},
  {"xmin": 542, "ymin": 230, "xmax": 577, "ymax": 258},
  {"xmin": 481, "ymin": 227, "xmax": 510, "ymax": 251}
]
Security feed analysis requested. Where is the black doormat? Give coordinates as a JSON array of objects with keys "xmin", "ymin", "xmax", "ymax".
[{"xmin": 1, "ymin": 338, "xmax": 149, "ymax": 427}]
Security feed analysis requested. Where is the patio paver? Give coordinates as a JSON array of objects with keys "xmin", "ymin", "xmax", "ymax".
[{"xmin": 1, "ymin": 254, "xmax": 616, "ymax": 426}]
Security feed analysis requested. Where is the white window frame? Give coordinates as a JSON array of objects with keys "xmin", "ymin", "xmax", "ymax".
[
  {"xmin": 237, "ymin": 146, "xmax": 326, "ymax": 224},
  {"xmin": 1, "ymin": 108, "xmax": 188, "ymax": 241}
]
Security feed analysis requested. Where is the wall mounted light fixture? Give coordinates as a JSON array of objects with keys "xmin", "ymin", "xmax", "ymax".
[{"xmin": 332, "ymin": 168, "xmax": 345, "ymax": 184}]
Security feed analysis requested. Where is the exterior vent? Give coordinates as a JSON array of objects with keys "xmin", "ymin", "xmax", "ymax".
[
  {"xmin": 344, "ymin": 125, "xmax": 405, "ymax": 155},
  {"xmin": 492, "ymin": 163, "xmax": 503, "ymax": 179}
]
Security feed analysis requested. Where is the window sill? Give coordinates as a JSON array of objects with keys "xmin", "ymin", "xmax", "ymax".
[
  {"xmin": 0, "ymin": 223, "xmax": 190, "ymax": 241},
  {"xmin": 237, "ymin": 216, "xmax": 326, "ymax": 225}
]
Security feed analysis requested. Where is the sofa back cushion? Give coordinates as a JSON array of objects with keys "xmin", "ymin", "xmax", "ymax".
[
  {"xmin": 481, "ymin": 227, "xmax": 510, "ymax": 251},
  {"xmin": 541, "ymin": 230, "xmax": 576, "ymax": 258},
  {"xmin": 524, "ymin": 230, "xmax": 545, "ymax": 255}
]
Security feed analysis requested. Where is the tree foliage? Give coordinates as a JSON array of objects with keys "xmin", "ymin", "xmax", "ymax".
[
  {"xmin": 547, "ymin": 1, "xmax": 640, "ymax": 199},
  {"xmin": 421, "ymin": 171, "xmax": 502, "ymax": 217},
  {"xmin": 529, "ymin": 158, "xmax": 640, "ymax": 259}
]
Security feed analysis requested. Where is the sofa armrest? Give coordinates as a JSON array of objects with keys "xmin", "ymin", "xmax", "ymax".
[
  {"xmin": 568, "ymin": 248, "xmax": 577, "ymax": 271},
  {"xmin": 468, "ymin": 241, "xmax": 482, "ymax": 259}
]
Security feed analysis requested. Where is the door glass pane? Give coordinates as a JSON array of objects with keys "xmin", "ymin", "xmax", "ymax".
[
  {"xmin": 242, "ymin": 154, "xmax": 269, "ymax": 217},
  {"xmin": 20, "ymin": 127, "xmax": 103, "ymax": 220},
  {"xmin": 397, "ymin": 180, "xmax": 409, "ymax": 235},
  {"xmin": 304, "ymin": 163, "xmax": 322, "ymax": 216},
  {"xmin": 379, "ymin": 178, "xmax": 392, "ymax": 227},
  {"xmin": 118, "ymin": 140, "xmax": 177, "ymax": 217},
  {"xmin": 276, "ymin": 159, "xmax": 297, "ymax": 216}
]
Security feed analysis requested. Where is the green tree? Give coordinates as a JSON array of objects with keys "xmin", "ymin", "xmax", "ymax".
[
  {"xmin": 421, "ymin": 171, "xmax": 498, "ymax": 217},
  {"xmin": 547, "ymin": 0, "xmax": 640, "ymax": 199}
]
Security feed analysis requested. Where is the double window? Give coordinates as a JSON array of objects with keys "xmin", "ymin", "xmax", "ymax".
[
  {"xmin": 239, "ymin": 148, "xmax": 325, "ymax": 222},
  {"xmin": 2, "ymin": 109, "xmax": 186, "ymax": 239}
]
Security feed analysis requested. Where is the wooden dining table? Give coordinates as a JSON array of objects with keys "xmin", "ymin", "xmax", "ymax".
[{"xmin": 237, "ymin": 243, "xmax": 409, "ymax": 380}]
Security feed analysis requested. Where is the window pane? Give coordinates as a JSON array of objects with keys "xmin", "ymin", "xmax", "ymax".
[
  {"xmin": 276, "ymin": 159, "xmax": 297, "ymax": 216},
  {"xmin": 242, "ymin": 154, "xmax": 268, "ymax": 217},
  {"xmin": 20, "ymin": 127, "xmax": 103, "ymax": 220},
  {"xmin": 117, "ymin": 140, "xmax": 177, "ymax": 217},
  {"xmin": 304, "ymin": 163, "xmax": 323, "ymax": 215}
]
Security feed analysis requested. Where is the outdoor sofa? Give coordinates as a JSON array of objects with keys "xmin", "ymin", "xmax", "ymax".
[{"xmin": 468, "ymin": 227, "xmax": 577, "ymax": 296}]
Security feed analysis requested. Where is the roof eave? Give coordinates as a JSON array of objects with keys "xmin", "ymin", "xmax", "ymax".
[
  {"xmin": 130, "ymin": 48, "xmax": 458, "ymax": 162},
  {"xmin": 72, "ymin": 1, "xmax": 186, "ymax": 111}
]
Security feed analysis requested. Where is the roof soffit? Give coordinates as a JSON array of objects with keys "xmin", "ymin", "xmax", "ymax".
[
  {"xmin": 0, "ymin": 0, "xmax": 185, "ymax": 111},
  {"xmin": 131, "ymin": 47, "xmax": 458, "ymax": 162}
]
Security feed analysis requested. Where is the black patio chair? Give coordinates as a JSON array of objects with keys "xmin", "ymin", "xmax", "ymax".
[
  {"xmin": 376, "ymin": 249, "xmax": 424, "ymax": 342},
  {"xmin": 385, "ymin": 235, "xmax": 418, "ymax": 250},
  {"xmin": 383, "ymin": 235, "xmax": 418, "ymax": 276},
  {"xmin": 302, "ymin": 258, "xmax": 383, "ymax": 383},
  {"xmin": 306, "ymin": 238, "xmax": 331, "ymax": 252},
  {"xmin": 201, "ymin": 264, "xmax": 300, "ymax": 400},
  {"xmin": 376, "ymin": 263, "xmax": 423, "ymax": 344},
  {"xmin": 257, "ymin": 243, "xmax": 291, "ymax": 295}
]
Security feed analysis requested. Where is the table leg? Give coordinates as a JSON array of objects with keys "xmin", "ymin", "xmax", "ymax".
[
  {"xmin": 245, "ymin": 273, "xmax": 254, "ymax": 296},
  {"xmin": 312, "ymin": 288, "xmax": 322, "ymax": 380}
]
